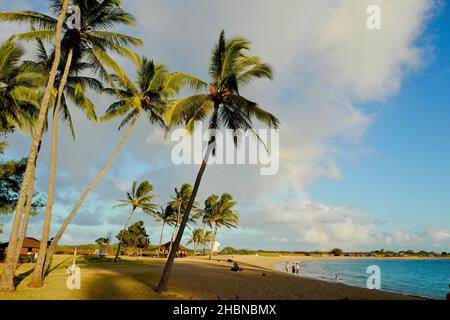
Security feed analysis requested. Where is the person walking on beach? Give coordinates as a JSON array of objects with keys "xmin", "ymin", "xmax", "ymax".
[
  {"xmin": 284, "ymin": 262, "xmax": 290, "ymax": 272},
  {"xmin": 295, "ymin": 262, "xmax": 300, "ymax": 275},
  {"xmin": 291, "ymin": 264, "xmax": 296, "ymax": 274}
]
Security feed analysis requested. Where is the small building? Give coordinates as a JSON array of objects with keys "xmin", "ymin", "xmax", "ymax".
[
  {"xmin": 159, "ymin": 241, "xmax": 190, "ymax": 258},
  {"xmin": 0, "ymin": 237, "xmax": 41, "ymax": 262}
]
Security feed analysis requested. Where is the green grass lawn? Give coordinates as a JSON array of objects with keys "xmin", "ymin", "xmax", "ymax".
[
  {"xmin": 257, "ymin": 252, "xmax": 280, "ymax": 257},
  {"xmin": 0, "ymin": 255, "xmax": 185, "ymax": 300}
]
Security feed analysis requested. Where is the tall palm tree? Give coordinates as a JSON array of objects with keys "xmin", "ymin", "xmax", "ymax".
[
  {"xmin": 0, "ymin": 0, "xmax": 142, "ymax": 288},
  {"xmin": 154, "ymin": 206, "xmax": 175, "ymax": 258},
  {"xmin": 0, "ymin": 40, "xmax": 42, "ymax": 132},
  {"xmin": 113, "ymin": 180, "xmax": 158, "ymax": 261},
  {"xmin": 0, "ymin": 0, "xmax": 69, "ymax": 292},
  {"xmin": 43, "ymin": 58, "xmax": 196, "ymax": 272},
  {"xmin": 10, "ymin": 39, "xmax": 103, "ymax": 276},
  {"xmin": 202, "ymin": 193, "xmax": 239, "ymax": 260},
  {"xmin": 187, "ymin": 228, "xmax": 204, "ymax": 258},
  {"xmin": 156, "ymin": 31, "xmax": 279, "ymax": 292}
]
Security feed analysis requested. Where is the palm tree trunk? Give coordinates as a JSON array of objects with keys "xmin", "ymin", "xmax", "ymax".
[
  {"xmin": 209, "ymin": 224, "xmax": 218, "ymax": 260},
  {"xmin": 168, "ymin": 224, "xmax": 177, "ymax": 258},
  {"xmin": 157, "ymin": 222, "xmax": 165, "ymax": 258},
  {"xmin": 43, "ymin": 109, "xmax": 142, "ymax": 273},
  {"xmin": 28, "ymin": 47, "xmax": 74, "ymax": 288},
  {"xmin": 0, "ymin": 0, "xmax": 69, "ymax": 292},
  {"xmin": 12, "ymin": 139, "xmax": 42, "ymax": 271},
  {"xmin": 156, "ymin": 138, "xmax": 215, "ymax": 293},
  {"xmin": 168, "ymin": 207, "xmax": 181, "ymax": 257},
  {"xmin": 12, "ymin": 180, "xmax": 35, "ymax": 270},
  {"xmin": 114, "ymin": 207, "xmax": 136, "ymax": 262}
]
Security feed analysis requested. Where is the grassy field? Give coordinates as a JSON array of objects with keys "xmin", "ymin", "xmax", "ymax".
[{"xmin": 0, "ymin": 255, "xmax": 185, "ymax": 300}]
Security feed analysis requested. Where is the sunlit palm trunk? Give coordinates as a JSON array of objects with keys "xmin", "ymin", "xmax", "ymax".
[
  {"xmin": 11, "ymin": 177, "xmax": 35, "ymax": 271},
  {"xmin": 13, "ymin": 139, "xmax": 43, "ymax": 271},
  {"xmin": 114, "ymin": 207, "xmax": 136, "ymax": 262},
  {"xmin": 43, "ymin": 109, "xmax": 142, "ymax": 273},
  {"xmin": 29, "ymin": 47, "xmax": 74, "ymax": 288},
  {"xmin": 31, "ymin": 61, "xmax": 70, "ymax": 281},
  {"xmin": 156, "ymin": 139, "xmax": 215, "ymax": 293},
  {"xmin": 157, "ymin": 222, "xmax": 166, "ymax": 258},
  {"xmin": 0, "ymin": 0, "xmax": 69, "ymax": 292},
  {"xmin": 209, "ymin": 224, "xmax": 218, "ymax": 260}
]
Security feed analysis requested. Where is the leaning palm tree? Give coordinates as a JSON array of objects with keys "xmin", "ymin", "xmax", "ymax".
[
  {"xmin": 42, "ymin": 58, "xmax": 196, "ymax": 273},
  {"xmin": 154, "ymin": 206, "xmax": 175, "ymax": 258},
  {"xmin": 202, "ymin": 193, "xmax": 239, "ymax": 260},
  {"xmin": 113, "ymin": 180, "xmax": 158, "ymax": 261},
  {"xmin": 156, "ymin": 31, "xmax": 279, "ymax": 292},
  {"xmin": 0, "ymin": 0, "xmax": 142, "ymax": 288},
  {"xmin": 0, "ymin": 0, "xmax": 69, "ymax": 292},
  {"xmin": 187, "ymin": 228, "xmax": 204, "ymax": 258}
]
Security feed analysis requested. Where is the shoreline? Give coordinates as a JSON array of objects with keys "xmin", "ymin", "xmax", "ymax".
[{"xmin": 214, "ymin": 254, "xmax": 437, "ymax": 300}]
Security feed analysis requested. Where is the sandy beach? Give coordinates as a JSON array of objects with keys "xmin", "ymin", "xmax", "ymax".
[
  {"xmin": 0, "ymin": 254, "xmax": 427, "ymax": 300},
  {"xmin": 166, "ymin": 255, "xmax": 424, "ymax": 300}
]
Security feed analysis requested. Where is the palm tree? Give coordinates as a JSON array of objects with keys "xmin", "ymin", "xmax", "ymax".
[
  {"xmin": 43, "ymin": 58, "xmax": 195, "ymax": 272},
  {"xmin": 0, "ymin": 0, "xmax": 142, "ymax": 288},
  {"xmin": 201, "ymin": 229, "xmax": 212, "ymax": 254},
  {"xmin": 154, "ymin": 206, "xmax": 175, "ymax": 258},
  {"xmin": 0, "ymin": 40, "xmax": 42, "ymax": 132},
  {"xmin": 95, "ymin": 237, "xmax": 110, "ymax": 255},
  {"xmin": 12, "ymin": 39, "xmax": 103, "ymax": 278},
  {"xmin": 187, "ymin": 228, "xmax": 204, "ymax": 258},
  {"xmin": 0, "ymin": 0, "xmax": 69, "ymax": 292},
  {"xmin": 0, "ymin": 41, "xmax": 43, "ymax": 265},
  {"xmin": 167, "ymin": 183, "xmax": 200, "ymax": 254},
  {"xmin": 202, "ymin": 193, "xmax": 239, "ymax": 260},
  {"xmin": 113, "ymin": 180, "xmax": 158, "ymax": 261},
  {"xmin": 156, "ymin": 31, "xmax": 279, "ymax": 292}
]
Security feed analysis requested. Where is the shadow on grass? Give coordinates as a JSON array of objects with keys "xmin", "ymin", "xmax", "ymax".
[
  {"xmin": 82, "ymin": 259, "xmax": 167, "ymax": 300},
  {"xmin": 45, "ymin": 256, "xmax": 71, "ymax": 276},
  {"xmin": 13, "ymin": 267, "xmax": 35, "ymax": 287}
]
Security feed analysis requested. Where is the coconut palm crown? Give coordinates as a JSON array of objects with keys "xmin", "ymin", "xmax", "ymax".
[
  {"xmin": 166, "ymin": 30, "xmax": 279, "ymax": 136},
  {"xmin": 0, "ymin": 0, "xmax": 143, "ymax": 87}
]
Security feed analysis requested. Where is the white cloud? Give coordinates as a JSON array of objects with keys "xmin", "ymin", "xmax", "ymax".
[{"xmin": 1, "ymin": 0, "xmax": 445, "ymax": 251}]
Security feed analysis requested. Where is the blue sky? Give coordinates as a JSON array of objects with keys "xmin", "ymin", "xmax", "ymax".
[
  {"xmin": 1, "ymin": 0, "xmax": 449, "ymax": 252},
  {"xmin": 310, "ymin": 5, "xmax": 450, "ymax": 233}
]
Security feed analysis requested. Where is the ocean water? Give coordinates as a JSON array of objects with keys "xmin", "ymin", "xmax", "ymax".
[{"xmin": 273, "ymin": 258, "xmax": 450, "ymax": 299}]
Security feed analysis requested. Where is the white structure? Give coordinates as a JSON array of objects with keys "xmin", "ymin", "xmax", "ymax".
[{"xmin": 213, "ymin": 241, "xmax": 221, "ymax": 253}]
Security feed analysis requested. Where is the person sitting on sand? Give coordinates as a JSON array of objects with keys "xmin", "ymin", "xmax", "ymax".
[
  {"xmin": 295, "ymin": 262, "xmax": 300, "ymax": 275},
  {"xmin": 231, "ymin": 262, "xmax": 240, "ymax": 272}
]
